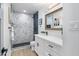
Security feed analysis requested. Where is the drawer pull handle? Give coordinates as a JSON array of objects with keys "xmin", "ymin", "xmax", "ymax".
[
  {"xmin": 48, "ymin": 45, "xmax": 54, "ymax": 48},
  {"xmin": 37, "ymin": 43, "xmax": 39, "ymax": 47}
]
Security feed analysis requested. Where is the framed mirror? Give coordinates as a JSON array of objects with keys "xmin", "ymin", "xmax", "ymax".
[{"xmin": 45, "ymin": 6, "xmax": 63, "ymax": 30}]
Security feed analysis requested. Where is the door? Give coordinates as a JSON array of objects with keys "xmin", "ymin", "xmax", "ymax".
[{"xmin": 33, "ymin": 11, "xmax": 38, "ymax": 34}]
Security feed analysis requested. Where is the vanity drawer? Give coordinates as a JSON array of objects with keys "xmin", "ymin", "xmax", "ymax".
[
  {"xmin": 48, "ymin": 43, "xmax": 61, "ymax": 52},
  {"xmin": 43, "ymin": 39, "xmax": 62, "ymax": 55},
  {"xmin": 45, "ymin": 49, "xmax": 61, "ymax": 56}
]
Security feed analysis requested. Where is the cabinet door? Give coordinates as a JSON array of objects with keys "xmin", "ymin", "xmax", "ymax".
[
  {"xmin": 35, "ymin": 36, "xmax": 44, "ymax": 56},
  {"xmin": 33, "ymin": 12, "xmax": 38, "ymax": 34},
  {"xmin": 35, "ymin": 36, "xmax": 40, "ymax": 55},
  {"xmin": 39, "ymin": 38, "xmax": 50, "ymax": 56}
]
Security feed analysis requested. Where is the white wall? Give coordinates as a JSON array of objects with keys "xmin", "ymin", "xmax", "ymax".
[
  {"xmin": 0, "ymin": 6, "xmax": 1, "ymax": 51},
  {"xmin": 38, "ymin": 9, "xmax": 46, "ymax": 33},
  {"xmin": 63, "ymin": 3, "xmax": 79, "ymax": 56},
  {"xmin": 0, "ymin": 8, "xmax": 3, "ymax": 19},
  {"xmin": 1, "ymin": 3, "xmax": 11, "ymax": 56}
]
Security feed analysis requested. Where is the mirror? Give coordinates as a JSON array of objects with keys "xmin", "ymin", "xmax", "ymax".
[{"xmin": 45, "ymin": 7, "xmax": 63, "ymax": 30}]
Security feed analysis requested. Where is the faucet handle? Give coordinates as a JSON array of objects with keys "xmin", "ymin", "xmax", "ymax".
[{"xmin": 46, "ymin": 32, "xmax": 48, "ymax": 35}]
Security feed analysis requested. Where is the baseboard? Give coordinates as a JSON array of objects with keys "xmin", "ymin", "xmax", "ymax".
[{"xmin": 12, "ymin": 42, "xmax": 30, "ymax": 48}]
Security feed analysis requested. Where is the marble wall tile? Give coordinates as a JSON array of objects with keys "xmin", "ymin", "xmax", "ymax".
[{"xmin": 12, "ymin": 13, "xmax": 33, "ymax": 45}]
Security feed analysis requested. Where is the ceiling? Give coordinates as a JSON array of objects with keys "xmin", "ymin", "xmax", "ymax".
[{"xmin": 11, "ymin": 3, "xmax": 51, "ymax": 14}]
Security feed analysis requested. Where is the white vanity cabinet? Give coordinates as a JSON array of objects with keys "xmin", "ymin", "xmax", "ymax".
[
  {"xmin": 35, "ymin": 36, "xmax": 45, "ymax": 56},
  {"xmin": 43, "ymin": 39, "xmax": 63, "ymax": 56},
  {"xmin": 35, "ymin": 35, "xmax": 63, "ymax": 56}
]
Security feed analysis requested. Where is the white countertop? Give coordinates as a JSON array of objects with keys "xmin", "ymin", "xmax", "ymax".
[{"xmin": 35, "ymin": 34, "xmax": 63, "ymax": 46}]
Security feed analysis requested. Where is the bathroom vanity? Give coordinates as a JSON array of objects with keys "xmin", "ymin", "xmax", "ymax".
[
  {"xmin": 35, "ymin": 34, "xmax": 63, "ymax": 56},
  {"xmin": 34, "ymin": 3, "xmax": 63, "ymax": 56}
]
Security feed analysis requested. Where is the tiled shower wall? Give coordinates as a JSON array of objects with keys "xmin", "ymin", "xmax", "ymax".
[{"xmin": 11, "ymin": 13, "xmax": 33, "ymax": 45}]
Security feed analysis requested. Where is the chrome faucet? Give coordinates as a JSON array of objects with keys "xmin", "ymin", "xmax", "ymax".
[{"xmin": 41, "ymin": 31, "xmax": 48, "ymax": 35}]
